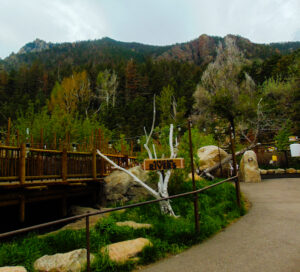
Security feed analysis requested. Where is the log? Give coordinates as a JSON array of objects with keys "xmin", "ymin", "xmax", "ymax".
[{"xmin": 200, "ymin": 143, "xmax": 260, "ymax": 177}]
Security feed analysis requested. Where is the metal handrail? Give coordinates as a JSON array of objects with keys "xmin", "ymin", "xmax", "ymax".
[{"xmin": 0, "ymin": 175, "xmax": 238, "ymax": 272}]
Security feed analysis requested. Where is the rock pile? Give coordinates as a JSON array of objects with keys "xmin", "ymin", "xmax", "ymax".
[{"xmin": 260, "ymin": 168, "xmax": 300, "ymax": 175}]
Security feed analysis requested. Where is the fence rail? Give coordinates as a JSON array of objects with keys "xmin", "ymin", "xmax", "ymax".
[
  {"xmin": 0, "ymin": 176, "xmax": 239, "ymax": 272},
  {"xmin": 0, "ymin": 144, "xmax": 137, "ymax": 185}
]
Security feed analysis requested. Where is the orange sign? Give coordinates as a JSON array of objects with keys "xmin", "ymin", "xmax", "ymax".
[{"xmin": 143, "ymin": 158, "xmax": 184, "ymax": 171}]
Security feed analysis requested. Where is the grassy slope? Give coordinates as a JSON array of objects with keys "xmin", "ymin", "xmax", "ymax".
[{"xmin": 0, "ymin": 178, "xmax": 245, "ymax": 271}]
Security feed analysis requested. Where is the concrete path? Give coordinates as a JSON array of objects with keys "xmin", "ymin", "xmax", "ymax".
[{"xmin": 141, "ymin": 178, "xmax": 300, "ymax": 272}]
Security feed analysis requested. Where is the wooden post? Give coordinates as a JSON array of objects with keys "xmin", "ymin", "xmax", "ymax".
[
  {"xmin": 6, "ymin": 117, "xmax": 11, "ymax": 146},
  {"xmin": 124, "ymin": 155, "xmax": 129, "ymax": 168},
  {"xmin": 100, "ymin": 157, "xmax": 105, "ymax": 176},
  {"xmin": 19, "ymin": 143, "xmax": 26, "ymax": 185},
  {"xmin": 62, "ymin": 148, "xmax": 68, "ymax": 182},
  {"xmin": 92, "ymin": 149, "xmax": 97, "ymax": 180},
  {"xmin": 188, "ymin": 119, "xmax": 200, "ymax": 233},
  {"xmin": 19, "ymin": 195, "xmax": 25, "ymax": 223},
  {"xmin": 229, "ymin": 126, "xmax": 241, "ymax": 209}
]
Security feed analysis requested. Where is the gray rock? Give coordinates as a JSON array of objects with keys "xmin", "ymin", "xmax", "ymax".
[
  {"xmin": 286, "ymin": 168, "xmax": 296, "ymax": 174},
  {"xmin": 104, "ymin": 166, "xmax": 150, "ymax": 204},
  {"xmin": 0, "ymin": 267, "xmax": 27, "ymax": 272},
  {"xmin": 116, "ymin": 221, "xmax": 152, "ymax": 229},
  {"xmin": 274, "ymin": 168, "xmax": 285, "ymax": 174},
  {"xmin": 197, "ymin": 145, "xmax": 230, "ymax": 177},
  {"xmin": 239, "ymin": 151, "xmax": 261, "ymax": 183},
  {"xmin": 260, "ymin": 169, "xmax": 268, "ymax": 174},
  {"xmin": 34, "ymin": 249, "xmax": 95, "ymax": 272},
  {"xmin": 101, "ymin": 238, "xmax": 152, "ymax": 263}
]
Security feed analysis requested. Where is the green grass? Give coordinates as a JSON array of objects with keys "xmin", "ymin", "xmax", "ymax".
[{"xmin": 0, "ymin": 178, "xmax": 245, "ymax": 271}]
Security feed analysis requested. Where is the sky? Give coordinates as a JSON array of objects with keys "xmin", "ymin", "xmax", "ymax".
[{"xmin": 0, "ymin": 0, "xmax": 299, "ymax": 59}]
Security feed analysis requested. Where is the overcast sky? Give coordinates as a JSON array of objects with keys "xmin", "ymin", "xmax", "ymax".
[{"xmin": 0, "ymin": 0, "xmax": 299, "ymax": 59}]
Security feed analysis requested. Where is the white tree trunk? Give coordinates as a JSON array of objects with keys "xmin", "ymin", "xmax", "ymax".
[{"xmin": 98, "ymin": 96, "xmax": 179, "ymax": 217}]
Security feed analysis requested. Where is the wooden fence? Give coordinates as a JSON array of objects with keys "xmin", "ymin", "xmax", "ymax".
[
  {"xmin": 0, "ymin": 144, "xmax": 138, "ymax": 186},
  {"xmin": 254, "ymin": 145, "xmax": 300, "ymax": 169}
]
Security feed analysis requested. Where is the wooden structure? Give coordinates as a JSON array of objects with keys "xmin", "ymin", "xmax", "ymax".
[
  {"xmin": 0, "ymin": 144, "xmax": 137, "ymax": 223},
  {"xmin": 143, "ymin": 158, "xmax": 184, "ymax": 171}
]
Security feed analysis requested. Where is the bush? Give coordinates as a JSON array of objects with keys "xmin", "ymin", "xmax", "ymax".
[{"xmin": 0, "ymin": 179, "xmax": 243, "ymax": 271}]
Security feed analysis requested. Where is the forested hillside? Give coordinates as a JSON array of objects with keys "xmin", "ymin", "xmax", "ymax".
[{"xmin": 0, "ymin": 34, "xmax": 299, "ymax": 146}]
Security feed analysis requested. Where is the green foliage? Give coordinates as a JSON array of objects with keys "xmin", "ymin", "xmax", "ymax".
[
  {"xmin": 178, "ymin": 128, "xmax": 216, "ymax": 173},
  {"xmin": 0, "ymin": 178, "xmax": 243, "ymax": 271},
  {"xmin": 156, "ymin": 85, "xmax": 174, "ymax": 125},
  {"xmin": 13, "ymin": 105, "xmax": 112, "ymax": 148},
  {"xmin": 194, "ymin": 37, "xmax": 259, "ymax": 135},
  {"xmin": 274, "ymin": 121, "xmax": 292, "ymax": 151}
]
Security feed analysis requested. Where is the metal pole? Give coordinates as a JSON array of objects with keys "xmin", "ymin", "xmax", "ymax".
[
  {"xmin": 86, "ymin": 214, "xmax": 90, "ymax": 272},
  {"xmin": 187, "ymin": 119, "xmax": 200, "ymax": 233},
  {"xmin": 229, "ymin": 126, "xmax": 241, "ymax": 209},
  {"xmin": 217, "ymin": 137, "xmax": 223, "ymax": 176}
]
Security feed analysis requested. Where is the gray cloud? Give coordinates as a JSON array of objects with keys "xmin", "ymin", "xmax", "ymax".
[{"xmin": 0, "ymin": 0, "xmax": 299, "ymax": 58}]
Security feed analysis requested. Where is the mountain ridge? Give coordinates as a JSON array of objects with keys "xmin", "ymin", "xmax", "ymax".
[{"xmin": 2, "ymin": 34, "xmax": 300, "ymax": 70}]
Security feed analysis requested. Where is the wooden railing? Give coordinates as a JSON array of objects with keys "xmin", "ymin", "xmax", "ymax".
[{"xmin": 0, "ymin": 144, "xmax": 138, "ymax": 185}]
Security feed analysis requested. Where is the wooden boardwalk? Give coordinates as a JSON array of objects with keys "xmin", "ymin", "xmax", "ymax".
[{"xmin": 0, "ymin": 144, "xmax": 138, "ymax": 223}]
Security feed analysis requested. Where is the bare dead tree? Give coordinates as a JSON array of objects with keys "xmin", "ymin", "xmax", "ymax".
[{"xmin": 97, "ymin": 95, "xmax": 178, "ymax": 216}]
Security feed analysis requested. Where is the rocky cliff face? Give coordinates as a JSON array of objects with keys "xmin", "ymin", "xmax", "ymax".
[
  {"xmin": 2, "ymin": 34, "xmax": 294, "ymax": 70},
  {"xmin": 18, "ymin": 39, "xmax": 53, "ymax": 54},
  {"xmin": 156, "ymin": 34, "xmax": 273, "ymax": 65},
  {"xmin": 157, "ymin": 34, "xmax": 218, "ymax": 65}
]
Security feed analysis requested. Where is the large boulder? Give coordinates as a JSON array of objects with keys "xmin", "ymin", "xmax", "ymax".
[
  {"xmin": 274, "ymin": 168, "xmax": 285, "ymax": 174},
  {"xmin": 101, "ymin": 238, "xmax": 152, "ymax": 263},
  {"xmin": 197, "ymin": 145, "xmax": 230, "ymax": 177},
  {"xmin": 34, "ymin": 249, "xmax": 95, "ymax": 272},
  {"xmin": 239, "ymin": 150, "xmax": 261, "ymax": 183},
  {"xmin": 116, "ymin": 221, "xmax": 152, "ymax": 229},
  {"xmin": 260, "ymin": 169, "xmax": 268, "ymax": 175},
  {"xmin": 0, "ymin": 267, "xmax": 27, "ymax": 272},
  {"xmin": 286, "ymin": 168, "xmax": 296, "ymax": 174},
  {"xmin": 104, "ymin": 166, "xmax": 150, "ymax": 204}
]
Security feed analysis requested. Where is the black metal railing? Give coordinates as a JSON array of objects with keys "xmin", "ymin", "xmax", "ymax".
[{"xmin": 0, "ymin": 175, "xmax": 239, "ymax": 272}]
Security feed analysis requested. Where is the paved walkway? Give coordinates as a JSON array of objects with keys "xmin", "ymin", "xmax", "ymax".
[{"xmin": 141, "ymin": 178, "xmax": 300, "ymax": 272}]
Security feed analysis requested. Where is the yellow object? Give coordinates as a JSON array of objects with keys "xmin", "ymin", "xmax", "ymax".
[{"xmin": 272, "ymin": 155, "xmax": 278, "ymax": 161}]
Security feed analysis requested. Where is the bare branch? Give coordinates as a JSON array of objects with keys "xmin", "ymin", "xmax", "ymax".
[
  {"xmin": 145, "ymin": 94, "xmax": 156, "ymax": 146},
  {"xmin": 152, "ymin": 144, "xmax": 157, "ymax": 159},
  {"xmin": 169, "ymin": 124, "xmax": 174, "ymax": 158},
  {"xmin": 97, "ymin": 149, "xmax": 160, "ymax": 199}
]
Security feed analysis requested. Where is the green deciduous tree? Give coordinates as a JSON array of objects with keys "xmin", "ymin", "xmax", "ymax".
[
  {"xmin": 48, "ymin": 70, "xmax": 91, "ymax": 116},
  {"xmin": 96, "ymin": 69, "xmax": 118, "ymax": 109},
  {"xmin": 194, "ymin": 37, "xmax": 258, "ymax": 137}
]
